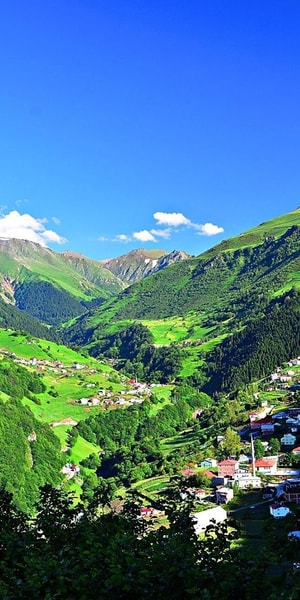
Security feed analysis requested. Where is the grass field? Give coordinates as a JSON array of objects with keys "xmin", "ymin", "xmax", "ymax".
[
  {"xmin": 161, "ymin": 428, "xmax": 201, "ymax": 455},
  {"xmin": 131, "ymin": 475, "xmax": 171, "ymax": 498},
  {"xmin": 180, "ymin": 346, "xmax": 205, "ymax": 377},
  {"xmin": 0, "ymin": 329, "xmax": 131, "ymax": 425},
  {"xmin": 69, "ymin": 435, "xmax": 101, "ymax": 464},
  {"xmin": 139, "ymin": 315, "xmax": 211, "ymax": 345}
]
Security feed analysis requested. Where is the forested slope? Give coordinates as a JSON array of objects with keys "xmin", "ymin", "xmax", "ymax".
[{"xmin": 204, "ymin": 288, "xmax": 300, "ymax": 393}]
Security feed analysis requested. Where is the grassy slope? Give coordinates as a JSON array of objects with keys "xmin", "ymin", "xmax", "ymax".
[
  {"xmin": 79, "ymin": 209, "xmax": 300, "ymax": 326},
  {"xmin": 0, "ymin": 329, "xmax": 124, "ymax": 423},
  {"xmin": 0, "ymin": 327, "xmax": 172, "ymax": 432},
  {"xmin": 203, "ymin": 206, "xmax": 300, "ymax": 255}
]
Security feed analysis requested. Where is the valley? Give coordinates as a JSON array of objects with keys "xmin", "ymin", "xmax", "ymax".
[{"xmin": 0, "ymin": 207, "xmax": 300, "ymax": 596}]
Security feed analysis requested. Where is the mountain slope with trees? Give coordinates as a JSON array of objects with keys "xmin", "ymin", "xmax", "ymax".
[{"xmin": 60, "ymin": 208, "xmax": 300, "ymax": 394}]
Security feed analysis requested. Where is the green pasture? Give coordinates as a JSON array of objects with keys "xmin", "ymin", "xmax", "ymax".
[
  {"xmin": 258, "ymin": 389, "xmax": 289, "ymax": 403},
  {"xmin": 150, "ymin": 385, "xmax": 173, "ymax": 401},
  {"xmin": 51, "ymin": 425, "xmax": 70, "ymax": 448},
  {"xmin": 22, "ymin": 393, "xmax": 102, "ymax": 424},
  {"xmin": 0, "ymin": 329, "xmax": 113, "ymax": 368},
  {"xmin": 21, "ymin": 364, "xmax": 125, "ymax": 424},
  {"xmin": 69, "ymin": 435, "xmax": 100, "ymax": 464},
  {"xmin": 142, "ymin": 317, "xmax": 187, "ymax": 344},
  {"xmin": 180, "ymin": 346, "xmax": 204, "ymax": 377},
  {"xmin": 140, "ymin": 313, "xmax": 212, "ymax": 345},
  {"xmin": 198, "ymin": 333, "xmax": 228, "ymax": 353}
]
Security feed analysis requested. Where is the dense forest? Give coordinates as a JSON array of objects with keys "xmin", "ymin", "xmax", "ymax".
[
  {"xmin": 14, "ymin": 280, "xmax": 88, "ymax": 326},
  {"xmin": 0, "ymin": 359, "xmax": 64, "ymax": 511},
  {"xmin": 0, "ymin": 296, "xmax": 59, "ymax": 342},
  {"xmin": 0, "ymin": 398, "xmax": 64, "ymax": 512},
  {"xmin": 204, "ymin": 288, "xmax": 300, "ymax": 393}
]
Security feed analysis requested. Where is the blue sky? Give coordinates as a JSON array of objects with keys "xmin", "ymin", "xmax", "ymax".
[{"xmin": 0, "ymin": 0, "xmax": 300, "ymax": 259}]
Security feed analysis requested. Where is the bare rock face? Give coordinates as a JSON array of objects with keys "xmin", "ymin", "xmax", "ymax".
[{"xmin": 100, "ymin": 248, "xmax": 190, "ymax": 283}]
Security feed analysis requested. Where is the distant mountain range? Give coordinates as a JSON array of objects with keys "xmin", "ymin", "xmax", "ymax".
[{"xmin": 0, "ymin": 206, "xmax": 300, "ymax": 393}]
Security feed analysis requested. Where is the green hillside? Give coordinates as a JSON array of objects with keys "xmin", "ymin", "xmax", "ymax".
[
  {"xmin": 64, "ymin": 217, "xmax": 300, "ymax": 338},
  {"xmin": 60, "ymin": 208, "xmax": 300, "ymax": 391},
  {"xmin": 202, "ymin": 205, "xmax": 300, "ymax": 254}
]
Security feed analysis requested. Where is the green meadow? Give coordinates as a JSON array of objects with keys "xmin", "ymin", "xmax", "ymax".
[
  {"xmin": 0, "ymin": 329, "xmax": 128, "ymax": 426},
  {"xmin": 140, "ymin": 313, "xmax": 212, "ymax": 345},
  {"xmin": 69, "ymin": 435, "xmax": 101, "ymax": 464},
  {"xmin": 0, "ymin": 329, "xmax": 97, "ymax": 364}
]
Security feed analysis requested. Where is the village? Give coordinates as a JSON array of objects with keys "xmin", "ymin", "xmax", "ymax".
[
  {"xmin": 3, "ymin": 342, "xmax": 300, "ymax": 537},
  {"xmin": 132, "ymin": 355, "xmax": 300, "ymax": 535},
  {"xmin": 170, "ymin": 357, "xmax": 300, "ymax": 534}
]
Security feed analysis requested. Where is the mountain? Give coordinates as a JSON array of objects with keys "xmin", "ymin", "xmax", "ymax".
[
  {"xmin": 62, "ymin": 207, "xmax": 300, "ymax": 392},
  {"xmin": 98, "ymin": 248, "xmax": 190, "ymax": 283},
  {"xmin": 0, "ymin": 239, "xmax": 124, "ymax": 326},
  {"xmin": 0, "ymin": 240, "xmax": 189, "ymax": 329},
  {"xmin": 0, "ymin": 207, "xmax": 300, "ymax": 394}
]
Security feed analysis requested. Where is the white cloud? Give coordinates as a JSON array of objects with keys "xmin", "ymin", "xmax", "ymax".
[
  {"xmin": 195, "ymin": 222, "xmax": 224, "ymax": 236},
  {"xmin": 153, "ymin": 211, "xmax": 192, "ymax": 227},
  {"xmin": 98, "ymin": 235, "xmax": 109, "ymax": 242},
  {"xmin": 41, "ymin": 229, "xmax": 66, "ymax": 244},
  {"xmin": 97, "ymin": 209, "xmax": 224, "ymax": 247},
  {"xmin": 133, "ymin": 230, "xmax": 156, "ymax": 242},
  {"xmin": 52, "ymin": 216, "xmax": 60, "ymax": 225},
  {"xmin": 114, "ymin": 234, "xmax": 131, "ymax": 243},
  {"xmin": 150, "ymin": 228, "xmax": 171, "ymax": 239},
  {"xmin": 0, "ymin": 210, "xmax": 67, "ymax": 246}
]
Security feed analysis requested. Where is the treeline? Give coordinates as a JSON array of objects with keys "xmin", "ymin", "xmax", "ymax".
[
  {"xmin": 204, "ymin": 288, "xmax": 300, "ymax": 393},
  {"xmin": 89, "ymin": 322, "xmax": 183, "ymax": 383},
  {"xmin": 15, "ymin": 280, "xmax": 87, "ymax": 326}
]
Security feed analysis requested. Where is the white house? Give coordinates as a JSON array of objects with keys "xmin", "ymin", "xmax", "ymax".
[
  {"xmin": 78, "ymin": 397, "xmax": 89, "ymax": 405},
  {"xmin": 233, "ymin": 474, "xmax": 262, "ymax": 489},
  {"xmin": 254, "ymin": 458, "xmax": 278, "ymax": 475},
  {"xmin": 193, "ymin": 506, "xmax": 227, "ymax": 534},
  {"xmin": 215, "ymin": 487, "xmax": 234, "ymax": 504}
]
